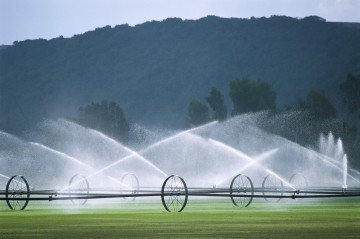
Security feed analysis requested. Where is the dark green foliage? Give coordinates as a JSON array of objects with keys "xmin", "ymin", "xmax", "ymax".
[
  {"xmin": 187, "ymin": 100, "xmax": 210, "ymax": 127},
  {"xmin": 229, "ymin": 78, "xmax": 276, "ymax": 115},
  {"xmin": 301, "ymin": 90, "xmax": 337, "ymax": 120},
  {"xmin": 205, "ymin": 87, "xmax": 227, "ymax": 121},
  {"xmin": 339, "ymin": 73, "xmax": 360, "ymax": 140},
  {"xmin": 340, "ymin": 73, "xmax": 360, "ymax": 115},
  {"xmin": 78, "ymin": 100, "xmax": 129, "ymax": 142}
]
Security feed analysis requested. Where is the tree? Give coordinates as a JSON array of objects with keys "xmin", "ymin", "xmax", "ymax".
[
  {"xmin": 187, "ymin": 100, "xmax": 210, "ymax": 127},
  {"xmin": 340, "ymin": 73, "xmax": 360, "ymax": 116},
  {"xmin": 339, "ymin": 73, "xmax": 360, "ymax": 139},
  {"xmin": 205, "ymin": 87, "xmax": 227, "ymax": 121},
  {"xmin": 229, "ymin": 77, "xmax": 276, "ymax": 115},
  {"xmin": 301, "ymin": 90, "xmax": 337, "ymax": 120},
  {"xmin": 78, "ymin": 100, "xmax": 129, "ymax": 142}
]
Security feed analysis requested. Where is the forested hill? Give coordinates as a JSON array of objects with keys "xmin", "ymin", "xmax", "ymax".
[{"xmin": 1, "ymin": 15, "xmax": 360, "ymax": 133}]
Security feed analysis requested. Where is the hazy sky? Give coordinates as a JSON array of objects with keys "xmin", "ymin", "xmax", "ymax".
[{"xmin": 1, "ymin": 0, "xmax": 359, "ymax": 45}]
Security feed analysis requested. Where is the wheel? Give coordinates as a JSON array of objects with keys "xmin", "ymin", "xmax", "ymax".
[
  {"xmin": 262, "ymin": 174, "xmax": 283, "ymax": 202},
  {"xmin": 230, "ymin": 174, "xmax": 254, "ymax": 207},
  {"xmin": 5, "ymin": 175, "xmax": 30, "ymax": 210},
  {"xmin": 289, "ymin": 173, "xmax": 308, "ymax": 192},
  {"xmin": 69, "ymin": 174, "xmax": 89, "ymax": 205},
  {"xmin": 161, "ymin": 175, "xmax": 188, "ymax": 212},
  {"xmin": 121, "ymin": 173, "xmax": 140, "ymax": 200}
]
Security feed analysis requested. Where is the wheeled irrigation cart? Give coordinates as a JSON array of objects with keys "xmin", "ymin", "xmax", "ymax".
[{"xmin": 1, "ymin": 173, "xmax": 360, "ymax": 212}]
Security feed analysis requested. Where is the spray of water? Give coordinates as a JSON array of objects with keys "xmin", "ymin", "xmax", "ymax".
[
  {"xmin": 216, "ymin": 148, "xmax": 279, "ymax": 186},
  {"xmin": 2, "ymin": 111, "xmax": 360, "ymax": 206},
  {"xmin": 85, "ymin": 127, "xmax": 169, "ymax": 177},
  {"xmin": 343, "ymin": 154, "xmax": 348, "ymax": 189},
  {"xmin": 208, "ymin": 138, "xmax": 296, "ymax": 190},
  {"xmin": 271, "ymin": 130, "xmax": 360, "ymax": 184},
  {"xmin": 0, "ymin": 173, "xmax": 10, "ymax": 180},
  {"xmin": 30, "ymin": 142, "xmax": 92, "ymax": 168},
  {"xmin": 79, "ymin": 121, "xmax": 219, "ymax": 183},
  {"xmin": 29, "ymin": 142, "xmax": 135, "ymax": 191},
  {"xmin": 140, "ymin": 120, "xmax": 218, "ymax": 152}
]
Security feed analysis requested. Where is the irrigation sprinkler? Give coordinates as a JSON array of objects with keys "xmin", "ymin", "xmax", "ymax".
[{"xmin": 2, "ymin": 172, "xmax": 360, "ymax": 212}]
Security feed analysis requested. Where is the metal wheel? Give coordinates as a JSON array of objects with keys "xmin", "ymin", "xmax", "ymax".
[
  {"xmin": 5, "ymin": 175, "xmax": 30, "ymax": 210},
  {"xmin": 121, "ymin": 173, "xmax": 140, "ymax": 201},
  {"xmin": 289, "ymin": 173, "xmax": 308, "ymax": 192},
  {"xmin": 161, "ymin": 175, "xmax": 188, "ymax": 212},
  {"xmin": 230, "ymin": 174, "xmax": 254, "ymax": 207},
  {"xmin": 262, "ymin": 174, "xmax": 283, "ymax": 202},
  {"xmin": 69, "ymin": 174, "xmax": 89, "ymax": 205}
]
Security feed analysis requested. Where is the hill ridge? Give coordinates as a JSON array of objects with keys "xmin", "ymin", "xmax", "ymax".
[{"xmin": 0, "ymin": 15, "xmax": 359, "ymax": 133}]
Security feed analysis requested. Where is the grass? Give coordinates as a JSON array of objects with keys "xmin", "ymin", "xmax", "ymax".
[{"xmin": 0, "ymin": 198, "xmax": 360, "ymax": 238}]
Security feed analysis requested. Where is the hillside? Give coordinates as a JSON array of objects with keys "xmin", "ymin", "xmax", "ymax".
[
  {"xmin": 1, "ymin": 15, "xmax": 360, "ymax": 133},
  {"xmin": 0, "ymin": 45, "xmax": 9, "ymax": 50}
]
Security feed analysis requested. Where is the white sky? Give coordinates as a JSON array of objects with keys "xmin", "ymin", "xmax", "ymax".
[{"xmin": 0, "ymin": 0, "xmax": 359, "ymax": 45}]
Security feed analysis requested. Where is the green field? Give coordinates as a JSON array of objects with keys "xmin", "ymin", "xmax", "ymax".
[{"xmin": 0, "ymin": 198, "xmax": 360, "ymax": 239}]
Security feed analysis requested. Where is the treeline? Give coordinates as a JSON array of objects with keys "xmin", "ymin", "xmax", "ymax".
[
  {"xmin": 186, "ymin": 73, "xmax": 360, "ymax": 167},
  {"xmin": 187, "ymin": 77, "xmax": 276, "ymax": 126},
  {"xmin": 77, "ymin": 72, "xmax": 360, "ymax": 143},
  {"xmin": 187, "ymin": 76, "xmax": 339, "ymax": 126}
]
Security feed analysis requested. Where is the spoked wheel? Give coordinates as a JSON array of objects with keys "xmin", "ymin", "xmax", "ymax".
[
  {"xmin": 230, "ymin": 174, "xmax": 254, "ymax": 207},
  {"xmin": 121, "ymin": 173, "xmax": 140, "ymax": 201},
  {"xmin": 262, "ymin": 174, "xmax": 283, "ymax": 202},
  {"xmin": 289, "ymin": 173, "xmax": 308, "ymax": 193},
  {"xmin": 161, "ymin": 175, "xmax": 188, "ymax": 212},
  {"xmin": 5, "ymin": 175, "xmax": 30, "ymax": 210},
  {"xmin": 68, "ymin": 174, "xmax": 89, "ymax": 205}
]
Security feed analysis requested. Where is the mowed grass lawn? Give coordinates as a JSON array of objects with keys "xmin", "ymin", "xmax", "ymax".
[{"xmin": 0, "ymin": 198, "xmax": 359, "ymax": 239}]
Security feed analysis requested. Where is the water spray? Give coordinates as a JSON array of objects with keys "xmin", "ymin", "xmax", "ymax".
[
  {"xmin": 216, "ymin": 148, "xmax": 278, "ymax": 186},
  {"xmin": 208, "ymin": 138, "xmax": 296, "ymax": 190},
  {"xmin": 343, "ymin": 154, "xmax": 348, "ymax": 189}
]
